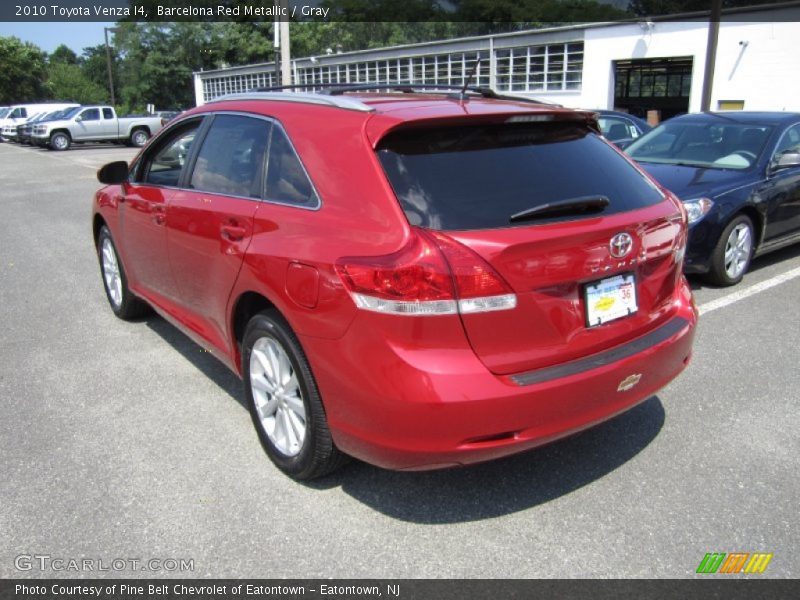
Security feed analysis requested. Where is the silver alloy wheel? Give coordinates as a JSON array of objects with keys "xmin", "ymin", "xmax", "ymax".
[
  {"xmin": 101, "ymin": 238, "xmax": 123, "ymax": 308},
  {"xmin": 723, "ymin": 222, "xmax": 752, "ymax": 280},
  {"xmin": 250, "ymin": 337, "xmax": 306, "ymax": 457},
  {"xmin": 132, "ymin": 130, "xmax": 148, "ymax": 146},
  {"xmin": 52, "ymin": 134, "xmax": 68, "ymax": 150}
]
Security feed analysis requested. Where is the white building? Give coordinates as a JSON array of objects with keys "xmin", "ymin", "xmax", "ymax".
[{"xmin": 193, "ymin": 2, "xmax": 800, "ymax": 119}]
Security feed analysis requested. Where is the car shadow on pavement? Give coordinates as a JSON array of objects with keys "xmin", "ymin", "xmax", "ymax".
[
  {"xmin": 309, "ymin": 396, "xmax": 665, "ymax": 524},
  {"xmin": 143, "ymin": 315, "xmax": 246, "ymax": 409},
  {"xmin": 137, "ymin": 310, "xmax": 665, "ymax": 524},
  {"xmin": 688, "ymin": 243, "xmax": 800, "ymax": 291}
]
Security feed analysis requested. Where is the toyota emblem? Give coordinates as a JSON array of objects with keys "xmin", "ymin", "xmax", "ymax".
[{"xmin": 609, "ymin": 233, "xmax": 633, "ymax": 259}]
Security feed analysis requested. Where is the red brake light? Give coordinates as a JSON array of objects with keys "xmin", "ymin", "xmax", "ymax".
[
  {"xmin": 335, "ymin": 228, "xmax": 516, "ymax": 316},
  {"xmin": 426, "ymin": 230, "xmax": 513, "ymax": 298}
]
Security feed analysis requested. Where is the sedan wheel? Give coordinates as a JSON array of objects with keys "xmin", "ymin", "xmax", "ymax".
[
  {"xmin": 243, "ymin": 310, "xmax": 347, "ymax": 480},
  {"xmin": 723, "ymin": 222, "xmax": 752, "ymax": 280},
  {"xmin": 707, "ymin": 215, "xmax": 754, "ymax": 286}
]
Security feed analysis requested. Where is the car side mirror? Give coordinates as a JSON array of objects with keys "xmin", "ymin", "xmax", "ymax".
[
  {"xmin": 772, "ymin": 151, "xmax": 800, "ymax": 172},
  {"xmin": 97, "ymin": 161, "xmax": 129, "ymax": 184}
]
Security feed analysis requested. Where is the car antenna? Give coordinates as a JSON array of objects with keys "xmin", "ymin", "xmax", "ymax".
[{"xmin": 450, "ymin": 57, "xmax": 481, "ymax": 102}]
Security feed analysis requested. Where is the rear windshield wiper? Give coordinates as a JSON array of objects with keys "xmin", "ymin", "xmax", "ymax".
[{"xmin": 509, "ymin": 196, "xmax": 610, "ymax": 223}]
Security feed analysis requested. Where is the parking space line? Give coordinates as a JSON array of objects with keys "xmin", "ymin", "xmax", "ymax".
[{"xmin": 697, "ymin": 265, "xmax": 800, "ymax": 315}]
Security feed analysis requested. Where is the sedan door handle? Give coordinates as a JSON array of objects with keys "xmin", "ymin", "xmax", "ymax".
[{"xmin": 221, "ymin": 224, "xmax": 247, "ymax": 241}]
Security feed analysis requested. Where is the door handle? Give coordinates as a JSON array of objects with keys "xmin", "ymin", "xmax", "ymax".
[
  {"xmin": 221, "ymin": 224, "xmax": 247, "ymax": 241},
  {"xmin": 152, "ymin": 203, "xmax": 166, "ymax": 225}
]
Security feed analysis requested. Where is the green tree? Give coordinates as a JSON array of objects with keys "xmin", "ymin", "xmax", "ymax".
[
  {"xmin": 46, "ymin": 62, "xmax": 107, "ymax": 104},
  {"xmin": 289, "ymin": 22, "xmax": 476, "ymax": 58},
  {"xmin": 49, "ymin": 44, "xmax": 78, "ymax": 65},
  {"xmin": 0, "ymin": 36, "xmax": 49, "ymax": 103},
  {"xmin": 211, "ymin": 22, "xmax": 274, "ymax": 67},
  {"xmin": 114, "ymin": 23, "xmax": 215, "ymax": 110},
  {"xmin": 450, "ymin": 0, "xmax": 629, "ymax": 29},
  {"xmin": 80, "ymin": 44, "xmax": 119, "ymax": 96},
  {"xmin": 320, "ymin": 0, "xmax": 447, "ymax": 21},
  {"xmin": 629, "ymin": 0, "xmax": 776, "ymax": 17}
]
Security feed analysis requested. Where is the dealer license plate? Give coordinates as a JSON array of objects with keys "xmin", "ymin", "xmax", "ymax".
[{"xmin": 584, "ymin": 273, "xmax": 638, "ymax": 327}]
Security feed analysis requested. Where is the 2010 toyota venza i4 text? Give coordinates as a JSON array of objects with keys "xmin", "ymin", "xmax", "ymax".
[{"xmin": 93, "ymin": 87, "xmax": 697, "ymax": 480}]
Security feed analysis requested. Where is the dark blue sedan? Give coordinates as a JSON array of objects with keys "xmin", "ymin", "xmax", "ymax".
[
  {"xmin": 594, "ymin": 109, "xmax": 652, "ymax": 148},
  {"xmin": 625, "ymin": 112, "xmax": 800, "ymax": 285}
]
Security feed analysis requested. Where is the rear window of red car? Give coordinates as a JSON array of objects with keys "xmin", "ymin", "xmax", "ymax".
[{"xmin": 376, "ymin": 121, "xmax": 664, "ymax": 231}]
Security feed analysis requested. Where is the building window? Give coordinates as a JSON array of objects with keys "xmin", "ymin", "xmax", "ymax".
[
  {"xmin": 495, "ymin": 42, "xmax": 583, "ymax": 92},
  {"xmin": 199, "ymin": 41, "xmax": 581, "ymax": 103}
]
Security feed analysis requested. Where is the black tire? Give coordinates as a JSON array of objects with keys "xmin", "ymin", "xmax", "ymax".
[
  {"xmin": 96, "ymin": 226, "xmax": 149, "ymax": 320},
  {"xmin": 130, "ymin": 128, "xmax": 150, "ymax": 148},
  {"xmin": 50, "ymin": 131, "xmax": 71, "ymax": 151},
  {"xmin": 706, "ymin": 214, "xmax": 755, "ymax": 287},
  {"xmin": 242, "ymin": 309, "xmax": 348, "ymax": 480}
]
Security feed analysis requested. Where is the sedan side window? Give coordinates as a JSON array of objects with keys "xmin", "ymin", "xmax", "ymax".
[
  {"xmin": 140, "ymin": 122, "xmax": 200, "ymax": 188},
  {"xmin": 773, "ymin": 123, "xmax": 800, "ymax": 157},
  {"xmin": 599, "ymin": 117, "xmax": 634, "ymax": 142},
  {"xmin": 265, "ymin": 125, "xmax": 320, "ymax": 207},
  {"xmin": 189, "ymin": 115, "xmax": 271, "ymax": 199}
]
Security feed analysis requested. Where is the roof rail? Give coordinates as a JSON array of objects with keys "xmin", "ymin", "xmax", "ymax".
[
  {"xmin": 208, "ymin": 91, "xmax": 375, "ymax": 112},
  {"xmin": 211, "ymin": 85, "xmax": 560, "ymax": 111},
  {"xmin": 324, "ymin": 83, "xmax": 559, "ymax": 106}
]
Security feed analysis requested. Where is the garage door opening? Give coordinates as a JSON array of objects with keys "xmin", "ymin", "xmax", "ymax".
[{"xmin": 614, "ymin": 57, "xmax": 693, "ymax": 121}]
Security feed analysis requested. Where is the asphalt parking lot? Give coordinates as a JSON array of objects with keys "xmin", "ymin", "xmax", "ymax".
[{"xmin": 0, "ymin": 141, "xmax": 798, "ymax": 579}]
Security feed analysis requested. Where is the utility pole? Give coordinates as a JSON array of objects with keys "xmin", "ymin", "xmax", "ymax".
[
  {"xmin": 103, "ymin": 27, "xmax": 120, "ymax": 106},
  {"xmin": 273, "ymin": 15, "xmax": 281, "ymax": 86},
  {"xmin": 279, "ymin": 0, "xmax": 291, "ymax": 86},
  {"xmin": 701, "ymin": 0, "xmax": 722, "ymax": 112}
]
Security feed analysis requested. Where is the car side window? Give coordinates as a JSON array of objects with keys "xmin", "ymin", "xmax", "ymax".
[
  {"xmin": 80, "ymin": 108, "xmax": 100, "ymax": 121},
  {"xmin": 599, "ymin": 117, "xmax": 634, "ymax": 142},
  {"xmin": 140, "ymin": 122, "xmax": 201, "ymax": 188},
  {"xmin": 773, "ymin": 123, "xmax": 800, "ymax": 157},
  {"xmin": 189, "ymin": 114, "xmax": 271, "ymax": 199},
  {"xmin": 10, "ymin": 108, "xmax": 25, "ymax": 118},
  {"xmin": 265, "ymin": 125, "xmax": 320, "ymax": 207},
  {"xmin": 102, "ymin": 108, "xmax": 114, "ymax": 119}
]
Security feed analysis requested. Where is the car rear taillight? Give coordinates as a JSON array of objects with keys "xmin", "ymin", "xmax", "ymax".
[{"xmin": 335, "ymin": 228, "xmax": 517, "ymax": 316}]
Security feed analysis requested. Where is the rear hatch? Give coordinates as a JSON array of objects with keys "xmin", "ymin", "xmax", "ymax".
[{"xmin": 376, "ymin": 117, "xmax": 686, "ymax": 375}]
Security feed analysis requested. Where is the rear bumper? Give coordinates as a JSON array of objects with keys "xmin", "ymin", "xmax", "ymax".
[{"xmin": 303, "ymin": 284, "xmax": 697, "ymax": 471}]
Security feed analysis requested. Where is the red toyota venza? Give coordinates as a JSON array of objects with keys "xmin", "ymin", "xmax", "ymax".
[{"xmin": 93, "ymin": 87, "xmax": 697, "ymax": 480}]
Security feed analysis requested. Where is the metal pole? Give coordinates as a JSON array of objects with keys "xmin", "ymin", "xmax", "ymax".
[
  {"xmin": 104, "ymin": 27, "xmax": 116, "ymax": 106},
  {"xmin": 280, "ymin": 0, "xmax": 291, "ymax": 86},
  {"xmin": 701, "ymin": 0, "xmax": 722, "ymax": 112},
  {"xmin": 273, "ymin": 16, "xmax": 281, "ymax": 86}
]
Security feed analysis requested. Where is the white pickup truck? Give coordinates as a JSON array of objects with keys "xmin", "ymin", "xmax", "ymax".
[{"xmin": 31, "ymin": 106, "xmax": 165, "ymax": 150}]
